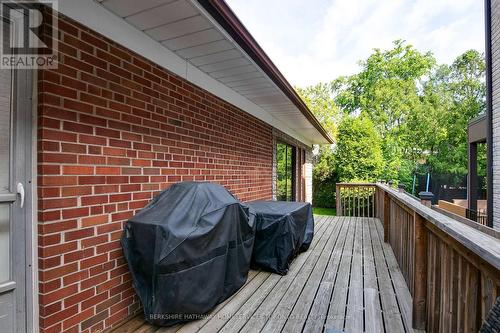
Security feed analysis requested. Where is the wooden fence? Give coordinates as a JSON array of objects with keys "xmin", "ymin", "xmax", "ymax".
[{"xmin": 336, "ymin": 183, "xmax": 500, "ymax": 332}]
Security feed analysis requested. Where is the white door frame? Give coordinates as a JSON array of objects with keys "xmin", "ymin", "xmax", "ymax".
[
  {"xmin": 12, "ymin": 59, "xmax": 37, "ymax": 333},
  {"xmin": 0, "ymin": 15, "xmax": 38, "ymax": 333}
]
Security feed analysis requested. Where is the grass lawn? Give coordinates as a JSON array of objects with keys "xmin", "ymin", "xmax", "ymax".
[{"xmin": 313, "ymin": 207, "xmax": 337, "ymax": 216}]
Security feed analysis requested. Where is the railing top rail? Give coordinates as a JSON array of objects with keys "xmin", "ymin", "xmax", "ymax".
[
  {"xmin": 336, "ymin": 183, "xmax": 377, "ymax": 186},
  {"xmin": 377, "ymin": 183, "xmax": 500, "ymax": 271},
  {"xmin": 433, "ymin": 206, "xmax": 500, "ymax": 239}
]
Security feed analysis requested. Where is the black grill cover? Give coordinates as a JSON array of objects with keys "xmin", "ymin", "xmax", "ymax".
[
  {"xmin": 121, "ymin": 182, "xmax": 256, "ymax": 326},
  {"xmin": 246, "ymin": 201, "xmax": 314, "ymax": 275}
]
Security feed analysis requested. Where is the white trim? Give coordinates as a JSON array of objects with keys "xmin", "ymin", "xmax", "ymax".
[
  {"xmin": 57, "ymin": 0, "xmax": 313, "ymax": 146},
  {"xmin": 29, "ymin": 70, "xmax": 39, "ymax": 333}
]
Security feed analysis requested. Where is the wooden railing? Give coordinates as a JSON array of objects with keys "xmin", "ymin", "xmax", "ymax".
[
  {"xmin": 336, "ymin": 183, "xmax": 377, "ymax": 217},
  {"xmin": 336, "ymin": 183, "xmax": 500, "ymax": 332}
]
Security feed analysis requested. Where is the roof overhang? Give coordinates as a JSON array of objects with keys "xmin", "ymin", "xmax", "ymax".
[
  {"xmin": 197, "ymin": 0, "xmax": 333, "ymax": 144},
  {"xmin": 57, "ymin": 0, "xmax": 333, "ymax": 145}
]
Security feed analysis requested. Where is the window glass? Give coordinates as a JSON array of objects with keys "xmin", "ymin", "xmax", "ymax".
[{"xmin": 276, "ymin": 142, "xmax": 294, "ymax": 201}]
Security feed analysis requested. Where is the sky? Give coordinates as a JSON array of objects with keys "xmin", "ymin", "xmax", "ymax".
[{"xmin": 225, "ymin": 0, "xmax": 485, "ymax": 88}]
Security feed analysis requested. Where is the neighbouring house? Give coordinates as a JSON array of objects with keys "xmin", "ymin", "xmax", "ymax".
[
  {"xmin": 466, "ymin": 0, "xmax": 500, "ymax": 230},
  {"xmin": 0, "ymin": 0, "xmax": 332, "ymax": 332},
  {"xmin": 488, "ymin": 0, "xmax": 500, "ymax": 230},
  {"xmin": 466, "ymin": 114, "xmax": 488, "ymax": 224}
]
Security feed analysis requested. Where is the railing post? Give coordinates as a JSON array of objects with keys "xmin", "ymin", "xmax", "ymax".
[
  {"xmin": 383, "ymin": 191, "xmax": 390, "ymax": 242},
  {"xmin": 418, "ymin": 191, "xmax": 434, "ymax": 208},
  {"xmin": 336, "ymin": 185, "xmax": 342, "ymax": 216},
  {"xmin": 413, "ymin": 213, "xmax": 428, "ymax": 330}
]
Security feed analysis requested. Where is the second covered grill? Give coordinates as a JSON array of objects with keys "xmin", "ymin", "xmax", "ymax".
[{"xmin": 246, "ymin": 201, "xmax": 314, "ymax": 275}]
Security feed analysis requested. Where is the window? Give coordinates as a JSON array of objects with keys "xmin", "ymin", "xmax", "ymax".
[{"xmin": 276, "ymin": 142, "xmax": 295, "ymax": 201}]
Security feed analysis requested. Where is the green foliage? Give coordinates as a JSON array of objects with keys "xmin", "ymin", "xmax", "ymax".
[
  {"xmin": 296, "ymin": 83, "xmax": 341, "ymax": 138},
  {"xmin": 312, "ymin": 176, "xmax": 336, "ymax": 208},
  {"xmin": 333, "ymin": 40, "xmax": 437, "ymax": 180},
  {"xmin": 335, "ymin": 116, "xmax": 384, "ymax": 182},
  {"xmin": 331, "ymin": 42, "xmax": 485, "ymax": 181},
  {"xmin": 297, "ymin": 41, "xmax": 486, "ymax": 207},
  {"xmin": 312, "ymin": 145, "xmax": 336, "ymax": 181},
  {"xmin": 397, "ymin": 159, "xmax": 417, "ymax": 190},
  {"xmin": 334, "ymin": 40, "xmax": 435, "ymax": 130},
  {"xmin": 424, "ymin": 50, "xmax": 486, "ymax": 175},
  {"xmin": 296, "ymin": 84, "xmax": 340, "ymax": 207}
]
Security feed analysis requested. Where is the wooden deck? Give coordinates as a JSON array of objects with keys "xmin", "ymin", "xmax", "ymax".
[{"xmin": 111, "ymin": 216, "xmax": 416, "ymax": 333}]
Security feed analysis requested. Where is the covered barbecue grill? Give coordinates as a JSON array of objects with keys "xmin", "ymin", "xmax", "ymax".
[
  {"xmin": 121, "ymin": 182, "xmax": 256, "ymax": 326},
  {"xmin": 246, "ymin": 201, "xmax": 314, "ymax": 275}
]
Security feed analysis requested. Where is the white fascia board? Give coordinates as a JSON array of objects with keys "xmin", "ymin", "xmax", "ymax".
[{"xmin": 57, "ymin": 0, "xmax": 313, "ymax": 146}]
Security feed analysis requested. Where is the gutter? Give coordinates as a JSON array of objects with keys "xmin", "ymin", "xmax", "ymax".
[{"xmin": 197, "ymin": 0, "xmax": 334, "ymax": 144}]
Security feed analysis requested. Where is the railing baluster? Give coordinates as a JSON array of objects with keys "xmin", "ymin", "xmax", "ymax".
[
  {"xmin": 346, "ymin": 188, "xmax": 349, "ymax": 216},
  {"xmin": 372, "ymin": 191, "xmax": 375, "ymax": 217},
  {"xmin": 357, "ymin": 188, "xmax": 360, "ymax": 217},
  {"xmin": 369, "ymin": 188, "xmax": 371, "ymax": 217},
  {"xmin": 342, "ymin": 186, "xmax": 345, "ymax": 216},
  {"xmin": 364, "ymin": 190, "xmax": 367, "ymax": 217},
  {"xmin": 345, "ymin": 187, "xmax": 348, "ymax": 216},
  {"xmin": 350, "ymin": 189, "xmax": 353, "ymax": 216}
]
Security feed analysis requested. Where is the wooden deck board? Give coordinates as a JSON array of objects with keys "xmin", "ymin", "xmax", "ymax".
[
  {"xmin": 302, "ymin": 216, "xmax": 349, "ymax": 333},
  {"xmin": 370, "ymin": 216, "xmax": 407, "ymax": 333},
  {"xmin": 324, "ymin": 216, "xmax": 356, "ymax": 330},
  {"xmin": 197, "ymin": 271, "xmax": 271, "ymax": 333},
  {"xmin": 240, "ymin": 218, "xmax": 336, "ymax": 333},
  {"xmin": 363, "ymin": 217, "xmax": 385, "ymax": 333},
  {"xmin": 272, "ymin": 217, "xmax": 342, "ymax": 332},
  {"xmin": 257, "ymin": 221, "xmax": 337, "ymax": 332},
  {"xmin": 281, "ymin": 216, "xmax": 345, "ymax": 333},
  {"xmin": 217, "ymin": 218, "xmax": 330, "ymax": 333},
  {"xmin": 374, "ymin": 217, "xmax": 422, "ymax": 333},
  {"xmin": 345, "ymin": 217, "xmax": 365, "ymax": 333},
  {"xmin": 110, "ymin": 216, "xmax": 416, "ymax": 333}
]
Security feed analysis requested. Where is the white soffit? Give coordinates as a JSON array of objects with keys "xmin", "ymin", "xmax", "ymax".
[{"xmin": 59, "ymin": 0, "xmax": 327, "ymax": 145}]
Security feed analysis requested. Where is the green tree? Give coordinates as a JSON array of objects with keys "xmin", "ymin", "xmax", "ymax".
[
  {"xmin": 296, "ymin": 83, "xmax": 340, "ymax": 138},
  {"xmin": 312, "ymin": 145, "xmax": 337, "ymax": 208},
  {"xmin": 335, "ymin": 116, "xmax": 384, "ymax": 182},
  {"xmin": 332, "ymin": 42, "xmax": 485, "ymax": 182},
  {"xmin": 332, "ymin": 40, "xmax": 436, "ymax": 180},
  {"xmin": 298, "ymin": 43, "xmax": 486, "ymax": 205},
  {"xmin": 296, "ymin": 83, "xmax": 340, "ymax": 207},
  {"xmin": 424, "ymin": 50, "xmax": 486, "ymax": 175}
]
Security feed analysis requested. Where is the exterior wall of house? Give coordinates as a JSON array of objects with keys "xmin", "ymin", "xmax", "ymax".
[
  {"xmin": 491, "ymin": 0, "xmax": 500, "ymax": 229},
  {"xmin": 35, "ymin": 13, "xmax": 293, "ymax": 333}
]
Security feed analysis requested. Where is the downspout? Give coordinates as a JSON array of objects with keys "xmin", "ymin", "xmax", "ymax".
[{"xmin": 485, "ymin": 0, "xmax": 494, "ymax": 227}]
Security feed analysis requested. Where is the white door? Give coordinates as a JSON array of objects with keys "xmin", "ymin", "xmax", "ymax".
[{"xmin": 0, "ymin": 15, "xmax": 33, "ymax": 333}]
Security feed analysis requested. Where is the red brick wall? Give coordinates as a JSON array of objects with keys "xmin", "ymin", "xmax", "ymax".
[{"xmin": 37, "ymin": 13, "xmax": 273, "ymax": 333}]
